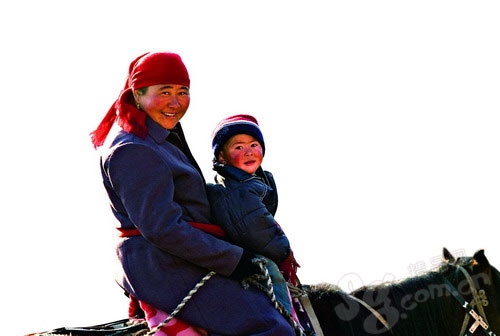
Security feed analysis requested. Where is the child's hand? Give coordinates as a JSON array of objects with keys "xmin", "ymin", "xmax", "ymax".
[{"xmin": 278, "ymin": 251, "xmax": 300, "ymax": 286}]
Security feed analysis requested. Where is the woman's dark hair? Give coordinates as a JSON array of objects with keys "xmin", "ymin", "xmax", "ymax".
[{"xmin": 135, "ymin": 87, "xmax": 148, "ymax": 95}]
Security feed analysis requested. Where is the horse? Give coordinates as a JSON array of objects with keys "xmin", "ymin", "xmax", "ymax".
[
  {"xmin": 306, "ymin": 248, "xmax": 500, "ymax": 336},
  {"xmin": 29, "ymin": 248, "xmax": 499, "ymax": 336}
]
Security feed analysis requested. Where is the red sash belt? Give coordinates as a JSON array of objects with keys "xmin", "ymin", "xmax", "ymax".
[{"xmin": 117, "ymin": 222, "xmax": 227, "ymax": 238}]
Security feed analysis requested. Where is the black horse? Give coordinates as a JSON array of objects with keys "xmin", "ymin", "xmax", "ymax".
[
  {"xmin": 307, "ymin": 248, "xmax": 500, "ymax": 336},
  {"xmin": 30, "ymin": 248, "xmax": 499, "ymax": 336}
]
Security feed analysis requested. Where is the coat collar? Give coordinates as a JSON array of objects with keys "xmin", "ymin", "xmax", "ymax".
[
  {"xmin": 213, "ymin": 162, "xmax": 261, "ymax": 183},
  {"xmin": 146, "ymin": 116, "xmax": 179, "ymax": 144}
]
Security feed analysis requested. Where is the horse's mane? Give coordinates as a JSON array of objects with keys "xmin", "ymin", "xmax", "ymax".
[
  {"xmin": 354, "ymin": 261, "xmax": 460, "ymax": 335},
  {"xmin": 308, "ymin": 256, "xmax": 490, "ymax": 336}
]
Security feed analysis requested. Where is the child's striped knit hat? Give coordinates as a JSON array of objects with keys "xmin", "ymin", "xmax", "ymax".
[{"xmin": 211, "ymin": 114, "xmax": 265, "ymax": 158}]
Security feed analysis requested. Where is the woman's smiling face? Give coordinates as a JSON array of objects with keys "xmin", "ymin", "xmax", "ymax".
[
  {"xmin": 134, "ymin": 84, "xmax": 190, "ymax": 129},
  {"xmin": 218, "ymin": 134, "xmax": 263, "ymax": 174}
]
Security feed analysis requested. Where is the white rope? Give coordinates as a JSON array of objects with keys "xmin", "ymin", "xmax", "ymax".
[
  {"xmin": 146, "ymin": 258, "xmax": 307, "ymax": 336},
  {"xmin": 146, "ymin": 271, "xmax": 216, "ymax": 335},
  {"xmin": 244, "ymin": 258, "xmax": 307, "ymax": 336}
]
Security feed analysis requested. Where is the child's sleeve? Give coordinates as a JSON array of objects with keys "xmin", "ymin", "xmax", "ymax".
[
  {"xmin": 239, "ymin": 185, "xmax": 291, "ymax": 263},
  {"xmin": 262, "ymin": 170, "xmax": 278, "ymax": 216},
  {"xmin": 206, "ymin": 179, "xmax": 290, "ymax": 263}
]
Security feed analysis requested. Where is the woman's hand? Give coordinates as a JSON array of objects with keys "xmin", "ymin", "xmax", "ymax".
[{"xmin": 230, "ymin": 250, "xmax": 263, "ymax": 281}]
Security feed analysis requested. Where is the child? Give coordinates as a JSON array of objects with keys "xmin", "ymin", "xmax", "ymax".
[{"xmin": 206, "ymin": 114, "xmax": 300, "ymax": 315}]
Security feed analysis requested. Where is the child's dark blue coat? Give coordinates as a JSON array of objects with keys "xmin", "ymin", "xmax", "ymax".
[{"xmin": 206, "ymin": 163, "xmax": 291, "ymax": 263}]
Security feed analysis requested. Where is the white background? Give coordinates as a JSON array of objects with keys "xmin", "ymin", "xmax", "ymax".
[{"xmin": 1, "ymin": 1, "xmax": 499, "ymax": 335}]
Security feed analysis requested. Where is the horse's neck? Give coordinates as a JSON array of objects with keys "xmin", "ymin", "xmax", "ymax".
[{"xmin": 350, "ymin": 275, "xmax": 465, "ymax": 336}]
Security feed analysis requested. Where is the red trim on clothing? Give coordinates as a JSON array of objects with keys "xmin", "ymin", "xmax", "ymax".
[
  {"xmin": 118, "ymin": 222, "xmax": 227, "ymax": 238},
  {"xmin": 117, "ymin": 228, "xmax": 141, "ymax": 237},
  {"xmin": 188, "ymin": 222, "xmax": 226, "ymax": 238}
]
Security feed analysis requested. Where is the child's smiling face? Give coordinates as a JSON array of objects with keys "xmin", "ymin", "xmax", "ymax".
[{"xmin": 218, "ymin": 134, "xmax": 263, "ymax": 174}]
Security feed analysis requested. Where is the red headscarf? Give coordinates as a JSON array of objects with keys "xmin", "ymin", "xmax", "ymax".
[{"xmin": 90, "ymin": 52, "xmax": 190, "ymax": 148}]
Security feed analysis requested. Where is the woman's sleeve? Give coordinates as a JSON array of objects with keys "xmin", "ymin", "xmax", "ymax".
[{"xmin": 105, "ymin": 143, "xmax": 242, "ymax": 276}]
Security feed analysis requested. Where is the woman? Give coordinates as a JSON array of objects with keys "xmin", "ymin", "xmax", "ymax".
[{"xmin": 91, "ymin": 52, "xmax": 294, "ymax": 335}]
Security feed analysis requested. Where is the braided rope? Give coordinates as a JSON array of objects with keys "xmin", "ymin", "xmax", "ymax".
[
  {"xmin": 243, "ymin": 258, "xmax": 307, "ymax": 336},
  {"xmin": 146, "ymin": 271, "xmax": 216, "ymax": 335},
  {"xmin": 287, "ymin": 283, "xmax": 307, "ymax": 298},
  {"xmin": 146, "ymin": 259, "xmax": 307, "ymax": 336}
]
